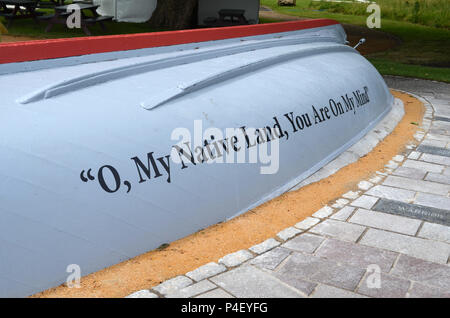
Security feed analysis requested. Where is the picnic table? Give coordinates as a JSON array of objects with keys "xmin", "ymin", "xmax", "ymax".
[
  {"xmin": 0, "ymin": 0, "xmax": 41, "ymax": 27},
  {"xmin": 204, "ymin": 9, "xmax": 249, "ymax": 27},
  {"xmin": 217, "ymin": 9, "xmax": 248, "ymax": 26},
  {"xmin": 37, "ymin": 0, "xmax": 67, "ymax": 8},
  {"xmin": 42, "ymin": 2, "xmax": 113, "ymax": 36}
]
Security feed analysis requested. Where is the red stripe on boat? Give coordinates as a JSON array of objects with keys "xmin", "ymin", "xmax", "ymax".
[{"xmin": 0, "ymin": 19, "xmax": 338, "ymax": 64}]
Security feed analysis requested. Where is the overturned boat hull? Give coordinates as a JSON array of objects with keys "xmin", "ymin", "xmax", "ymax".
[{"xmin": 0, "ymin": 20, "xmax": 393, "ymax": 297}]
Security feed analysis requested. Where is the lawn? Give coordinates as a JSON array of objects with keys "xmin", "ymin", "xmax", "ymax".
[
  {"xmin": 309, "ymin": 0, "xmax": 449, "ymax": 29},
  {"xmin": 261, "ymin": 0, "xmax": 450, "ymax": 83},
  {"xmin": 0, "ymin": 4, "xmax": 163, "ymax": 39},
  {"xmin": 0, "ymin": 18, "xmax": 162, "ymax": 39}
]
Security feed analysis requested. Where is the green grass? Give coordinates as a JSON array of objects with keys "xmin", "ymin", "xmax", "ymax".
[
  {"xmin": 262, "ymin": 0, "xmax": 449, "ymax": 28},
  {"xmin": 310, "ymin": 0, "xmax": 450, "ymax": 29},
  {"xmin": 367, "ymin": 21, "xmax": 450, "ymax": 67},
  {"xmin": 0, "ymin": 7, "xmax": 163, "ymax": 39},
  {"xmin": 1, "ymin": 20, "xmax": 162, "ymax": 39},
  {"xmin": 369, "ymin": 58, "xmax": 450, "ymax": 82},
  {"xmin": 261, "ymin": 0, "xmax": 450, "ymax": 82}
]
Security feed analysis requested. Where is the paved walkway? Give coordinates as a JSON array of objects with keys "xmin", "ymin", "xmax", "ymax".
[{"xmin": 127, "ymin": 77, "xmax": 450, "ymax": 298}]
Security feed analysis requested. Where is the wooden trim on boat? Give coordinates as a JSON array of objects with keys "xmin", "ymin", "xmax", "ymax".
[{"xmin": 0, "ymin": 19, "xmax": 338, "ymax": 64}]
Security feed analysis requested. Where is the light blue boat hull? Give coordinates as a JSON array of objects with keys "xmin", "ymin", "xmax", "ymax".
[{"xmin": 0, "ymin": 22, "xmax": 393, "ymax": 297}]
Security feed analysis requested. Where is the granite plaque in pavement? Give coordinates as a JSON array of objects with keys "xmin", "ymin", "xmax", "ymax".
[
  {"xmin": 417, "ymin": 145, "xmax": 450, "ymax": 158},
  {"xmin": 434, "ymin": 116, "xmax": 450, "ymax": 123},
  {"xmin": 373, "ymin": 199, "xmax": 450, "ymax": 226}
]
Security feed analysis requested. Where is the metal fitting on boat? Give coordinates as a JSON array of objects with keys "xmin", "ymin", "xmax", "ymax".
[{"xmin": 354, "ymin": 38, "xmax": 366, "ymax": 50}]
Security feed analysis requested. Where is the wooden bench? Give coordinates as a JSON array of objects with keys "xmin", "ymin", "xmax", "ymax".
[
  {"xmin": 218, "ymin": 9, "xmax": 248, "ymax": 25},
  {"xmin": 83, "ymin": 15, "xmax": 113, "ymax": 31},
  {"xmin": 0, "ymin": 0, "xmax": 41, "ymax": 27},
  {"xmin": 39, "ymin": 11, "xmax": 69, "ymax": 20}
]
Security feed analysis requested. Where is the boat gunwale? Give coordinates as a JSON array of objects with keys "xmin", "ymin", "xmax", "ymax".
[
  {"xmin": 18, "ymin": 36, "xmax": 347, "ymax": 105},
  {"xmin": 0, "ymin": 19, "xmax": 339, "ymax": 65}
]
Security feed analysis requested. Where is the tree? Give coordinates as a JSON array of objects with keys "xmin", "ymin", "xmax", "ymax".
[{"xmin": 149, "ymin": 0, "xmax": 199, "ymax": 30}]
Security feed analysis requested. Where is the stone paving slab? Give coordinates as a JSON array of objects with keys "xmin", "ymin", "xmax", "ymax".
[
  {"xmin": 382, "ymin": 175, "xmax": 450, "ymax": 196},
  {"xmin": 312, "ymin": 206, "xmax": 334, "ymax": 219},
  {"xmin": 277, "ymin": 227, "xmax": 302, "ymax": 241},
  {"xmin": 360, "ymin": 228, "xmax": 450, "ymax": 264},
  {"xmin": 366, "ymin": 185, "xmax": 416, "ymax": 203},
  {"xmin": 418, "ymin": 222, "xmax": 450, "ymax": 243},
  {"xmin": 186, "ymin": 262, "xmax": 227, "ymax": 282},
  {"xmin": 210, "ymin": 266, "xmax": 304, "ymax": 298},
  {"xmin": 250, "ymin": 247, "xmax": 291, "ymax": 271},
  {"xmin": 153, "ymin": 276, "xmax": 193, "ymax": 296},
  {"xmin": 311, "ymin": 284, "xmax": 367, "ymax": 298},
  {"xmin": 417, "ymin": 145, "xmax": 450, "ymax": 157},
  {"xmin": 350, "ymin": 195, "xmax": 379, "ymax": 209},
  {"xmin": 166, "ymin": 280, "xmax": 216, "ymax": 298},
  {"xmin": 413, "ymin": 193, "xmax": 450, "ymax": 216},
  {"xmin": 407, "ymin": 283, "xmax": 450, "ymax": 298},
  {"xmin": 420, "ymin": 153, "xmax": 450, "ymax": 166},
  {"xmin": 309, "ymin": 219, "xmax": 366, "ymax": 242},
  {"xmin": 434, "ymin": 116, "xmax": 450, "ymax": 123},
  {"xmin": 282, "ymin": 233, "xmax": 325, "ymax": 254},
  {"xmin": 357, "ymin": 273, "xmax": 411, "ymax": 298},
  {"xmin": 402, "ymin": 159, "xmax": 444, "ymax": 173},
  {"xmin": 295, "ymin": 217, "xmax": 320, "ymax": 230},
  {"xmin": 444, "ymin": 167, "xmax": 450, "ymax": 176},
  {"xmin": 349, "ymin": 208, "xmax": 422, "ymax": 235},
  {"xmin": 276, "ymin": 252, "xmax": 366, "ymax": 291},
  {"xmin": 314, "ymin": 238, "xmax": 398, "ymax": 273},
  {"xmin": 126, "ymin": 77, "xmax": 450, "ymax": 299},
  {"xmin": 196, "ymin": 289, "xmax": 235, "ymax": 298},
  {"xmin": 330, "ymin": 206, "xmax": 355, "ymax": 221},
  {"xmin": 392, "ymin": 166, "xmax": 427, "ymax": 180},
  {"xmin": 390, "ymin": 254, "xmax": 450, "ymax": 290},
  {"xmin": 273, "ymin": 273, "xmax": 318, "ymax": 296},
  {"xmin": 425, "ymin": 172, "xmax": 450, "ymax": 185},
  {"xmin": 421, "ymin": 139, "xmax": 448, "ymax": 148},
  {"xmin": 126, "ymin": 289, "xmax": 159, "ymax": 298},
  {"xmin": 219, "ymin": 250, "xmax": 253, "ymax": 268},
  {"xmin": 249, "ymin": 238, "xmax": 280, "ymax": 254}
]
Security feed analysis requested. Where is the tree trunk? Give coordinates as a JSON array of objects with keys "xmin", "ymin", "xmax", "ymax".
[{"xmin": 149, "ymin": 0, "xmax": 199, "ymax": 30}]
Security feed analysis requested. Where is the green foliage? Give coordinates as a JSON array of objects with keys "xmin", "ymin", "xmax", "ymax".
[
  {"xmin": 369, "ymin": 58, "xmax": 450, "ymax": 83},
  {"xmin": 262, "ymin": 0, "xmax": 450, "ymax": 28},
  {"xmin": 261, "ymin": 0, "xmax": 450, "ymax": 82},
  {"xmin": 0, "ymin": 13, "xmax": 166, "ymax": 40}
]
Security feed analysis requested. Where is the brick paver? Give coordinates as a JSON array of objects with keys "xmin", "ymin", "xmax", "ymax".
[
  {"xmin": 210, "ymin": 266, "xmax": 304, "ymax": 298},
  {"xmin": 127, "ymin": 77, "xmax": 450, "ymax": 298},
  {"xmin": 282, "ymin": 233, "xmax": 325, "ymax": 254},
  {"xmin": 349, "ymin": 208, "xmax": 422, "ymax": 235},
  {"xmin": 218, "ymin": 250, "xmax": 253, "ymax": 268},
  {"xmin": 186, "ymin": 262, "xmax": 226, "ymax": 282},
  {"xmin": 250, "ymin": 247, "xmax": 291, "ymax": 270}
]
